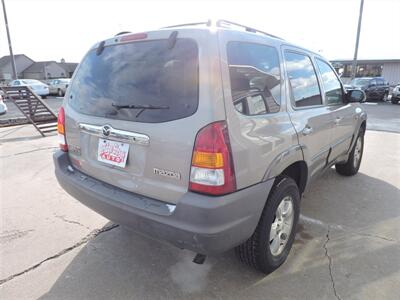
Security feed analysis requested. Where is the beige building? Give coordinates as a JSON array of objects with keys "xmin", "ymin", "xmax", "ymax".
[{"xmin": 331, "ymin": 59, "xmax": 400, "ymax": 85}]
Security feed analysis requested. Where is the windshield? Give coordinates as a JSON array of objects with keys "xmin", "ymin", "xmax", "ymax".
[
  {"xmin": 351, "ymin": 78, "xmax": 370, "ymax": 87},
  {"xmin": 22, "ymin": 80, "xmax": 41, "ymax": 85},
  {"xmin": 69, "ymin": 38, "xmax": 199, "ymax": 123}
]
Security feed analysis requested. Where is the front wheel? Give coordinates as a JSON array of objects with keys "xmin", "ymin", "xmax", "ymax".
[
  {"xmin": 335, "ymin": 129, "xmax": 364, "ymax": 176},
  {"xmin": 235, "ymin": 176, "xmax": 300, "ymax": 274}
]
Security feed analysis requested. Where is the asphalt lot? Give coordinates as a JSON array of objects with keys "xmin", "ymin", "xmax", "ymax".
[{"xmin": 0, "ymin": 104, "xmax": 399, "ymax": 299}]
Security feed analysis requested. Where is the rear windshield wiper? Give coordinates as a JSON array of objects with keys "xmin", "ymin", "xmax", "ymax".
[{"xmin": 112, "ymin": 103, "xmax": 169, "ymax": 117}]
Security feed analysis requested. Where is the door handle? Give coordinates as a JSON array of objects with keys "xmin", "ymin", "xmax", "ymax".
[
  {"xmin": 334, "ymin": 117, "xmax": 343, "ymax": 125},
  {"xmin": 302, "ymin": 126, "xmax": 313, "ymax": 136}
]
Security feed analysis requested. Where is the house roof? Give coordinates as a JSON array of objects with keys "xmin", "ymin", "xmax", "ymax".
[
  {"xmin": 23, "ymin": 61, "xmax": 58, "ymax": 73},
  {"xmin": 0, "ymin": 54, "xmax": 35, "ymax": 69},
  {"xmin": 58, "ymin": 62, "xmax": 78, "ymax": 72}
]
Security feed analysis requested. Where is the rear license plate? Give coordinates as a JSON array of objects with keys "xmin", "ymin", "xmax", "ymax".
[{"xmin": 97, "ymin": 138, "xmax": 129, "ymax": 168}]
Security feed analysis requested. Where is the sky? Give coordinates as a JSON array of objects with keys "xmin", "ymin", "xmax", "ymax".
[{"xmin": 1, "ymin": 0, "xmax": 399, "ymax": 63}]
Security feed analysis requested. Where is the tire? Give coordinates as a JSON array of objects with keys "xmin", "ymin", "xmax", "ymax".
[
  {"xmin": 235, "ymin": 176, "xmax": 300, "ymax": 274},
  {"xmin": 58, "ymin": 89, "xmax": 64, "ymax": 97},
  {"xmin": 41, "ymin": 95, "xmax": 47, "ymax": 99},
  {"xmin": 392, "ymin": 98, "xmax": 399, "ymax": 104},
  {"xmin": 335, "ymin": 128, "xmax": 364, "ymax": 176}
]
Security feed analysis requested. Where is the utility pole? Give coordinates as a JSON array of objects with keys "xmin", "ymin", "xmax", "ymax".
[
  {"xmin": 351, "ymin": 0, "xmax": 364, "ymax": 80},
  {"xmin": 1, "ymin": 0, "xmax": 17, "ymax": 79}
]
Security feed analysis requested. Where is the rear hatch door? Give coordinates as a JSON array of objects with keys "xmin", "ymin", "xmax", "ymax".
[{"xmin": 64, "ymin": 30, "xmax": 220, "ymax": 204}]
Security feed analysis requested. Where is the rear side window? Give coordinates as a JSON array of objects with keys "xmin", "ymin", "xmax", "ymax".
[
  {"xmin": 227, "ymin": 42, "xmax": 281, "ymax": 115},
  {"xmin": 284, "ymin": 51, "xmax": 322, "ymax": 107},
  {"xmin": 69, "ymin": 39, "xmax": 199, "ymax": 123},
  {"xmin": 315, "ymin": 58, "xmax": 343, "ymax": 105},
  {"xmin": 376, "ymin": 78, "xmax": 384, "ymax": 86}
]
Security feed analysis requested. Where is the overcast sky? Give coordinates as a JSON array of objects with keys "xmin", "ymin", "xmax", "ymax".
[{"xmin": 1, "ymin": 0, "xmax": 399, "ymax": 63}]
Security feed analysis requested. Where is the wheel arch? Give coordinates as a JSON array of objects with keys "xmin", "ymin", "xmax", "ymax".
[{"xmin": 277, "ymin": 161, "xmax": 308, "ymax": 195}]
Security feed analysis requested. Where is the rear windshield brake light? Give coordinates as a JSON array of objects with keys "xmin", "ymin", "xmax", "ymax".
[{"xmin": 120, "ymin": 32, "xmax": 147, "ymax": 42}]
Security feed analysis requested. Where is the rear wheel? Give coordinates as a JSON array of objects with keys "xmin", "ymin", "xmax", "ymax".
[
  {"xmin": 235, "ymin": 176, "xmax": 300, "ymax": 274},
  {"xmin": 335, "ymin": 128, "xmax": 364, "ymax": 176}
]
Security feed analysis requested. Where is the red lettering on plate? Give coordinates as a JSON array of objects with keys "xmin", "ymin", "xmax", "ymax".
[{"xmin": 99, "ymin": 141, "xmax": 127, "ymax": 164}]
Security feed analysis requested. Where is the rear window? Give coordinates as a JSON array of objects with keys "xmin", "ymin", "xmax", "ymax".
[
  {"xmin": 69, "ymin": 38, "xmax": 199, "ymax": 123},
  {"xmin": 227, "ymin": 42, "xmax": 281, "ymax": 115}
]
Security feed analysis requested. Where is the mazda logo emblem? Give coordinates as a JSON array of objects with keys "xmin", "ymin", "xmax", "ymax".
[{"xmin": 102, "ymin": 125, "xmax": 111, "ymax": 137}]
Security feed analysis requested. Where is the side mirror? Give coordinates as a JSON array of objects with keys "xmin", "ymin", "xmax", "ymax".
[{"xmin": 346, "ymin": 89, "xmax": 366, "ymax": 103}]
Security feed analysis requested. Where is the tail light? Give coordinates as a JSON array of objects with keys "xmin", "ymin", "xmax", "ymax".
[
  {"xmin": 57, "ymin": 107, "xmax": 68, "ymax": 152},
  {"xmin": 189, "ymin": 121, "xmax": 236, "ymax": 195}
]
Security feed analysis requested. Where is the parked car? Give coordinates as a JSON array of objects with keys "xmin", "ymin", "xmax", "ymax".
[
  {"xmin": 53, "ymin": 21, "xmax": 367, "ymax": 274},
  {"xmin": 391, "ymin": 84, "xmax": 400, "ymax": 104},
  {"xmin": 48, "ymin": 79, "xmax": 71, "ymax": 97},
  {"xmin": 0, "ymin": 93, "xmax": 7, "ymax": 115},
  {"xmin": 345, "ymin": 77, "xmax": 389, "ymax": 101},
  {"xmin": 9, "ymin": 79, "xmax": 49, "ymax": 98}
]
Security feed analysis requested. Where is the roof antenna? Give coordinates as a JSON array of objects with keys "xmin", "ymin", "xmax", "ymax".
[
  {"xmin": 167, "ymin": 31, "xmax": 178, "ymax": 49},
  {"xmin": 96, "ymin": 41, "xmax": 106, "ymax": 56}
]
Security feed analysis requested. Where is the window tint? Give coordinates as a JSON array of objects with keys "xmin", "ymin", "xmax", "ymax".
[
  {"xmin": 69, "ymin": 39, "xmax": 199, "ymax": 123},
  {"xmin": 14, "ymin": 81, "xmax": 20, "ymax": 86},
  {"xmin": 316, "ymin": 59, "xmax": 343, "ymax": 105},
  {"xmin": 227, "ymin": 42, "xmax": 281, "ymax": 115},
  {"xmin": 376, "ymin": 78, "xmax": 384, "ymax": 86},
  {"xmin": 284, "ymin": 51, "xmax": 322, "ymax": 107},
  {"xmin": 370, "ymin": 79, "xmax": 377, "ymax": 86}
]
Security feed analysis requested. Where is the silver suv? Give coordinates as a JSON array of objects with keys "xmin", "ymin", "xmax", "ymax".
[{"xmin": 54, "ymin": 20, "xmax": 367, "ymax": 274}]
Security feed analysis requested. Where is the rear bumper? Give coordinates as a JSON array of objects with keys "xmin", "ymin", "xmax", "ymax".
[{"xmin": 54, "ymin": 151, "xmax": 274, "ymax": 254}]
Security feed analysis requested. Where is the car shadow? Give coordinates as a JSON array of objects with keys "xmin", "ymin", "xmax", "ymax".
[{"xmin": 39, "ymin": 170, "xmax": 399, "ymax": 299}]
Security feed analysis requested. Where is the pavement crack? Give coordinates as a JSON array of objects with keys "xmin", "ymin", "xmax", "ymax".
[
  {"xmin": 54, "ymin": 215, "xmax": 91, "ymax": 230},
  {"xmin": 0, "ymin": 146, "xmax": 58, "ymax": 158},
  {"xmin": 353, "ymin": 231, "xmax": 395, "ymax": 242},
  {"xmin": 0, "ymin": 229, "xmax": 35, "ymax": 243},
  {"xmin": 323, "ymin": 228, "xmax": 342, "ymax": 300},
  {"xmin": 0, "ymin": 224, "xmax": 119, "ymax": 286}
]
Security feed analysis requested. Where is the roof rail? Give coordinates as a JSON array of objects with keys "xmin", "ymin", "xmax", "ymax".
[
  {"xmin": 216, "ymin": 20, "xmax": 284, "ymax": 40},
  {"xmin": 160, "ymin": 19, "xmax": 284, "ymax": 40},
  {"xmin": 162, "ymin": 20, "xmax": 211, "ymax": 29},
  {"xmin": 115, "ymin": 31, "xmax": 131, "ymax": 36}
]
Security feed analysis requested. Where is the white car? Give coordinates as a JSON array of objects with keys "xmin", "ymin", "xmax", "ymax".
[
  {"xmin": 0, "ymin": 93, "xmax": 7, "ymax": 115},
  {"xmin": 48, "ymin": 78, "xmax": 71, "ymax": 96},
  {"xmin": 9, "ymin": 79, "xmax": 50, "ymax": 98}
]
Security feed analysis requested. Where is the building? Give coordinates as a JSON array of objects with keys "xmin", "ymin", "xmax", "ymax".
[
  {"xmin": 331, "ymin": 59, "xmax": 400, "ymax": 85},
  {"xmin": 0, "ymin": 54, "xmax": 78, "ymax": 83},
  {"xmin": 57, "ymin": 62, "xmax": 79, "ymax": 78},
  {"xmin": 22, "ymin": 61, "xmax": 67, "ymax": 80},
  {"xmin": 0, "ymin": 54, "xmax": 35, "ymax": 81}
]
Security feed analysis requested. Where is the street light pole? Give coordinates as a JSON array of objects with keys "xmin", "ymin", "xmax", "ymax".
[
  {"xmin": 351, "ymin": 0, "xmax": 364, "ymax": 80},
  {"xmin": 1, "ymin": 0, "xmax": 17, "ymax": 80}
]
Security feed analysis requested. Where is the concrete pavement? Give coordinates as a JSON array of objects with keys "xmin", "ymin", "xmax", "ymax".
[{"xmin": 0, "ymin": 125, "xmax": 399, "ymax": 299}]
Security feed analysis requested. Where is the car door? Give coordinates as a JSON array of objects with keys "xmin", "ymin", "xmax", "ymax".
[
  {"xmin": 315, "ymin": 58, "xmax": 356, "ymax": 162},
  {"xmin": 367, "ymin": 79, "xmax": 378, "ymax": 98},
  {"xmin": 49, "ymin": 80, "xmax": 57, "ymax": 94},
  {"xmin": 376, "ymin": 78, "xmax": 385, "ymax": 98},
  {"xmin": 283, "ymin": 49, "xmax": 334, "ymax": 179}
]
